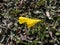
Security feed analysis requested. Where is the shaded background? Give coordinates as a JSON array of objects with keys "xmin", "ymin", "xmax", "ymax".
[{"xmin": 0, "ymin": 0, "xmax": 60, "ymax": 45}]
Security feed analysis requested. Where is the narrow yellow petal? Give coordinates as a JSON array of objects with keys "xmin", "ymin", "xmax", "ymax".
[{"xmin": 26, "ymin": 19, "xmax": 41, "ymax": 28}]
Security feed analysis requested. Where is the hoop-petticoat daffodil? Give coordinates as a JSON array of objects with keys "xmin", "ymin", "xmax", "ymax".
[{"xmin": 18, "ymin": 17, "xmax": 43, "ymax": 28}]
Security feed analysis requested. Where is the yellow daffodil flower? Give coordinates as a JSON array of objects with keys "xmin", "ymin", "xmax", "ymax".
[{"xmin": 18, "ymin": 17, "xmax": 43, "ymax": 28}]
